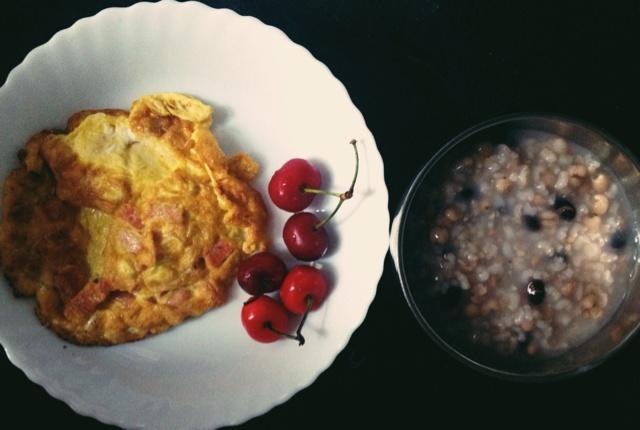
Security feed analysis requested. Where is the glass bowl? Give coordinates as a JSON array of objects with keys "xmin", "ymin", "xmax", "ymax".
[{"xmin": 390, "ymin": 114, "xmax": 640, "ymax": 381}]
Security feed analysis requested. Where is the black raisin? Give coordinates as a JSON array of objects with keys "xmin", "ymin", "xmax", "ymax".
[
  {"xmin": 526, "ymin": 279, "xmax": 546, "ymax": 305},
  {"xmin": 456, "ymin": 186, "xmax": 476, "ymax": 201},
  {"xmin": 553, "ymin": 196, "xmax": 576, "ymax": 221},
  {"xmin": 610, "ymin": 230, "xmax": 628, "ymax": 250},
  {"xmin": 523, "ymin": 214, "xmax": 541, "ymax": 231}
]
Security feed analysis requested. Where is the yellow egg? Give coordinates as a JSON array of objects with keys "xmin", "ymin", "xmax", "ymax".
[{"xmin": 0, "ymin": 94, "xmax": 267, "ymax": 344}]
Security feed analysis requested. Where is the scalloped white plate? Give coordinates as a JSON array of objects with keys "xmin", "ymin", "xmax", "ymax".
[{"xmin": 0, "ymin": 1, "xmax": 388, "ymax": 429}]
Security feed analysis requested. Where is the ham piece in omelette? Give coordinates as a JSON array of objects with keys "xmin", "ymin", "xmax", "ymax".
[{"xmin": 0, "ymin": 94, "xmax": 268, "ymax": 345}]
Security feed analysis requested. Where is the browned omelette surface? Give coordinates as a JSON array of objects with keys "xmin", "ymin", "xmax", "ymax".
[{"xmin": 0, "ymin": 94, "xmax": 268, "ymax": 345}]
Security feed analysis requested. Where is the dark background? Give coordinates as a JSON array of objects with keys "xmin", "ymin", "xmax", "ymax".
[{"xmin": 2, "ymin": 1, "xmax": 640, "ymax": 428}]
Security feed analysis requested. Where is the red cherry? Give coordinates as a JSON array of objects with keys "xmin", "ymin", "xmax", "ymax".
[
  {"xmin": 237, "ymin": 252, "xmax": 287, "ymax": 295},
  {"xmin": 280, "ymin": 265, "xmax": 329, "ymax": 314},
  {"xmin": 283, "ymin": 212, "xmax": 329, "ymax": 261},
  {"xmin": 241, "ymin": 295, "xmax": 289, "ymax": 343},
  {"xmin": 268, "ymin": 158, "xmax": 322, "ymax": 212}
]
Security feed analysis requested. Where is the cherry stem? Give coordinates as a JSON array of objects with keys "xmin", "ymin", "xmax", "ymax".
[
  {"xmin": 293, "ymin": 295, "xmax": 314, "ymax": 346},
  {"xmin": 302, "ymin": 188, "xmax": 343, "ymax": 198},
  {"xmin": 314, "ymin": 139, "xmax": 359, "ymax": 230},
  {"xmin": 264, "ymin": 321, "xmax": 304, "ymax": 345}
]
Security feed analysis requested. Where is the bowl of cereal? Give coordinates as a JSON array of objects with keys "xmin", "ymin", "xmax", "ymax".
[{"xmin": 390, "ymin": 114, "xmax": 640, "ymax": 380}]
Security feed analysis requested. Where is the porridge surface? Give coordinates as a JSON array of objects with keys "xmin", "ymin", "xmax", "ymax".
[{"xmin": 429, "ymin": 131, "xmax": 636, "ymax": 356}]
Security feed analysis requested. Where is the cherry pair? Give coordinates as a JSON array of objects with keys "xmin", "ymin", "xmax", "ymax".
[{"xmin": 268, "ymin": 139, "xmax": 359, "ymax": 261}]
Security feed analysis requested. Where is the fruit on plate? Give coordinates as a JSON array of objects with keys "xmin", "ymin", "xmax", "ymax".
[
  {"xmin": 282, "ymin": 212, "xmax": 329, "ymax": 261},
  {"xmin": 241, "ymin": 295, "xmax": 290, "ymax": 343},
  {"xmin": 280, "ymin": 265, "xmax": 328, "ymax": 314},
  {"xmin": 237, "ymin": 252, "xmax": 287, "ymax": 295},
  {"xmin": 279, "ymin": 265, "xmax": 328, "ymax": 345},
  {"xmin": 268, "ymin": 159, "xmax": 321, "ymax": 212},
  {"xmin": 273, "ymin": 139, "xmax": 359, "ymax": 261},
  {"xmin": 241, "ymin": 139, "xmax": 357, "ymax": 345}
]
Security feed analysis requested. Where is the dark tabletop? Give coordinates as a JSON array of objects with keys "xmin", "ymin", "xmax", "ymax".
[{"xmin": 2, "ymin": 1, "xmax": 640, "ymax": 428}]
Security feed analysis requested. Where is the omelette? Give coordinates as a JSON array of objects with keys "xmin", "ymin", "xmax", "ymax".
[{"xmin": 0, "ymin": 94, "xmax": 268, "ymax": 345}]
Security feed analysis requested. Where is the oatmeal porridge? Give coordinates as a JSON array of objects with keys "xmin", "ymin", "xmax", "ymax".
[{"xmin": 428, "ymin": 131, "xmax": 637, "ymax": 357}]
